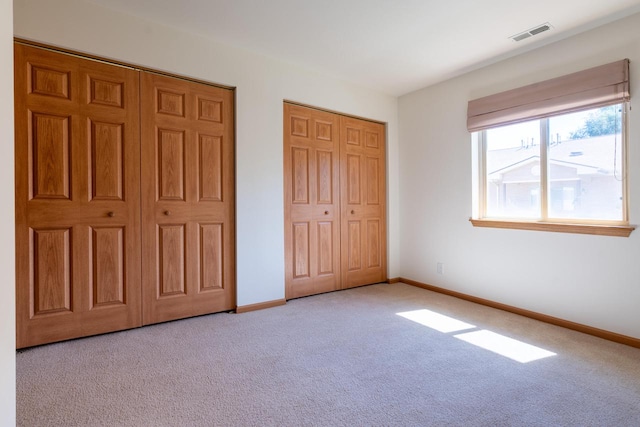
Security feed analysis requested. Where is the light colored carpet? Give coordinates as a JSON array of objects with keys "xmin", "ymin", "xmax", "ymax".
[{"xmin": 17, "ymin": 282, "xmax": 640, "ymax": 426}]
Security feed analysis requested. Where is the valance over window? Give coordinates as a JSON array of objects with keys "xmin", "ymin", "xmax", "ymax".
[{"xmin": 467, "ymin": 59, "xmax": 630, "ymax": 132}]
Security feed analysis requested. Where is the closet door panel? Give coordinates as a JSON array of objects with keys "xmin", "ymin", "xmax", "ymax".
[
  {"xmin": 31, "ymin": 113, "xmax": 71, "ymax": 199},
  {"xmin": 347, "ymin": 220, "xmax": 362, "ymax": 271},
  {"xmin": 346, "ymin": 154, "xmax": 361, "ymax": 204},
  {"xmin": 158, "ymin": 224, "xmax": 187, "ymax": 296},
  {"xmin": 317, "ymin": 221, "xmax": 335, "ymax": 275},
  {"xmin": 90, "ymin": 226, "xmax": 126, "ymax": 307},
  {"xmin": 292, "ymin": 147, "xmax": 310, "ymax": 203},
  {"xmin": 141, "ymin": 73, "xmax": 235, "ymax": 324},
  {"xmin": 199, "ymin": 135, "xmax": 223, "ymax": 201},
  {"xmin": 32, "ymin": 227, "xmax": 72, "ymax": 315},
  {"xmin": 200, "ymin": 223, "xmax": 224, "ymax": 290},
  {"xmin": 157, "ymin": 128, "xmax": 186, "ymax": 200},
  {"xmin": 293, "ymin": 221, "xmax": 311, "ymax": 279},
  {"xmin": 284, "ymin": 104, "xmax": 340, "ymax": 299},
  {"xmin": 90, "ymin": 121, "xmax": 124, "ymax": 200},
  {"xmin": 366, "ymin": 219, "xmax": 382, "ymax": 268},
  {"xmin": 340, "ymin": 117, "xmax": 387, "ymax": 289},
  {"xmin": 15, "ymin": 44, "xmax": 141, "ymax": 348}
]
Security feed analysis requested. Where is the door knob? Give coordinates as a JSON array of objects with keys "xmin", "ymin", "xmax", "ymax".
[
  {"xmin": 107, "ymin": 211, "xmax": 115, "ymax": 217},
  {"xmin": 351, "ymin": 210, "xmax": 355, "ymax": 214},
  {"xmin": 164, "ymin": 210, "xmax": 171, "ymax": 216},
  {"xmin": 324, "ymin": 211, "xmax": 329, "ymax": 215}
]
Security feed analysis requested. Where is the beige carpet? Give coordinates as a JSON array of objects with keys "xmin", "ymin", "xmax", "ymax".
[{"xmin": 17, "ymin": 282, "xmax": 640, "ymax": 426}]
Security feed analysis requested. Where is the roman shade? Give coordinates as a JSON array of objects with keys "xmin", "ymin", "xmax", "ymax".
[{"xmin": 467, "ymin": 59, "xmax": 630, "ymax": 132}]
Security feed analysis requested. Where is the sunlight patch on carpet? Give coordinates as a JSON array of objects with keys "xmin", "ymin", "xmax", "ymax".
[
  {"xmin": 397, "ymin": 309, "xmax": 476, "ymax": 333},
  {"xmin": 454, "ymin": 330, "xmax": 557, "ymax": 363},
  {"xmin": 397, "ymin": 309, "xmax": 557, "ymax": 363}
]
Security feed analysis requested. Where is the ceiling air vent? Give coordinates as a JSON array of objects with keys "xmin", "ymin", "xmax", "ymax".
[{"xmin": 510, "ymin": 22, "xmax": 553, "ymax": 42}]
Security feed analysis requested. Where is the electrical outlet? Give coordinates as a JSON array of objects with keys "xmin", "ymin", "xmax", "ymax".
[{"xmin": 437, "ymin": 262, "xmax": 444, "ymax": 275}]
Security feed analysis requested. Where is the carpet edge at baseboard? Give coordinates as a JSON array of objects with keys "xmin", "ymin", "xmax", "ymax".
[{"xmin": 397, "ymin": 277, "xmax": 640, "ymax": 349}]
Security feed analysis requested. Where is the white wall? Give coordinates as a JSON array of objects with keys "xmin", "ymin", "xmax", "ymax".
[
  {"xmin": 1, "ymin": 0, "xmax": 15, "ymax": 424},
  {"xmin": 399, "ymin": 13, "xmax": 640, "ymax": 339},
  {"xmin": 13, "ymin": 0, "xmax": 400, "ymax": 307}
]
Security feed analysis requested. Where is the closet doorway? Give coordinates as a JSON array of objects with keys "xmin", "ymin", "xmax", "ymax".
[
  {"xmin": 14, "ymin": 43, "xmax": 235, "ymax": 348},
  {"xmin": 283, "ymin": 103, "xmax": 387, "ymax": 299}
]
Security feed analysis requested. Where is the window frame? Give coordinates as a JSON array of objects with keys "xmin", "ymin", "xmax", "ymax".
[{"xmin": 472, "ymin": 103, "xmax": 634, "ymax": 237}]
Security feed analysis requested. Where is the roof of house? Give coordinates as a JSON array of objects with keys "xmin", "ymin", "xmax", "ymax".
[{"xmin": 487, "ymin": 135, "xmax": 623, "ymax": 177}]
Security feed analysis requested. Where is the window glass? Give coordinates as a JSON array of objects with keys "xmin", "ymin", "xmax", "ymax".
[
  {"xmin": 485, "ymin": 120, "xmax": 541, "ymax": 218},
  {"xmin": 548, "ymin": 106, "xmax": 623, "ymax": 220}
]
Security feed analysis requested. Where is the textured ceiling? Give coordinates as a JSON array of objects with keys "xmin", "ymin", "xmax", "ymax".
[{"xmin": 85, "ymin": 0, "xmax": 640, "ymax": 96}]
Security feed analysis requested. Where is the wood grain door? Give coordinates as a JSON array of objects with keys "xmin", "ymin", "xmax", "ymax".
[
  {"xmin": 284, "ymin": 103, "xmax": 341, "ymax": 299},
  {"xmin": 14, "ymin": 44, "xmax": 141, "ymax": 348},
  {"xmin": 340, "ymin": 116, "xmax": 387, "ymax": 289},
  {"xmin": 141, "ymin": 72, "xmax": 235, "ymax": 324}
]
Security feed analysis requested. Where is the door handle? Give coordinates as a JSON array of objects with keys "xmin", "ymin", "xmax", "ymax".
[
  {"xmin": 107, "ymin": 211, "xmax": 115, "ymax": 217},
  {"xmin": 164, "ymin": 210, "xmax": 171, "ymax": 216},
  {"xmin": 350, "ymin": 210, "xmax": 355, "ymax": 214},
  {"xmin": 324, "ymin": 211, "xmax": 329, "ymax": 215}
]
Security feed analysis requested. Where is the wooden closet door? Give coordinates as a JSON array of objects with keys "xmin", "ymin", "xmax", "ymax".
[
  {"xmin": 141, "ymin": 72, "xmax": 235, "ymax": 324},
  {"xmin": 15, "ymin": 44, "xmax": 141, "ymax": 348},
  {"xmin": 284, "ymin": 104, "xmax": 341, "ymax": 299},
  {"xmin": 340, "ymin": 116, "xmax": 387, "ymax": 289}
]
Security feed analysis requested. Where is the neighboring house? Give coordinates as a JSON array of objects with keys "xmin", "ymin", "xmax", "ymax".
[{"xmin": 487, "ymin": 135, "xmax": 623, "ymax": 219}]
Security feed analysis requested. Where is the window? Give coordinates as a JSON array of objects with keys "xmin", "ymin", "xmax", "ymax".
[
  {"xmin": 481, "ymin": 104, "xmax": 626, "ymax": 222},
  {"xmin": 467, "ymin": 59, "xmax": 634, "ymax": 236}
]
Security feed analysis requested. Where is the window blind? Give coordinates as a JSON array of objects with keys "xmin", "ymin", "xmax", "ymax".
[{"xmin": 467, "ymin": 59, "xmax": 630, "ymax": 132}]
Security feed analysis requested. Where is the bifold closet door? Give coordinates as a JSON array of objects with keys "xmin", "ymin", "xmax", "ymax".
[
  {"xmin": 15, "ymin": 44, "xmax": 142, "ymax": 348},
  {"xmin": 141, "ymin": 72, "xmax": 235, "ymax": 324},
  {"xmin": 340, "ymin": 117, "xmax": 387, "ymax": 289},
  {"xmin": 284, "ymin": 104, "xmax": 341, "ymax": 299},
  {"xmin": 284, "ymin": 103, "xmax": 386, "ymax": 299}
]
